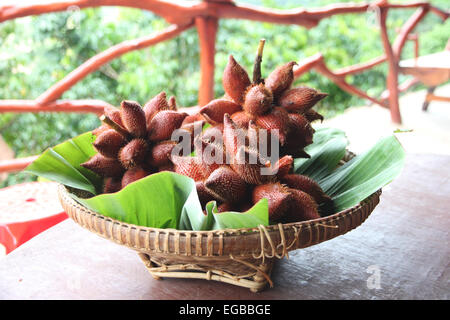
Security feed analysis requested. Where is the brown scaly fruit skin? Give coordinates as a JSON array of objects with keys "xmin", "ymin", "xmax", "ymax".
[
  {"xmin": 200, "ymin": 99, "xmax": 242, "ymax": 125},
  {"xmin": 84, "ymin": 93, "xmax": 187, "ymax": 193},
  {"xmin": 265, "ymin": 61, "xmax": 297, "ymax": 99},
  {"xmin": 230, "ymin": 111, "xmax": 251, "ymax": 128},
  {"xmin": 168, "ymin": 96, "xmax": 177, "ymax": 110},
  {"xmin": 232, "ymin": 146, "xmax": 274, "ymax": 185},
  {"xmin": 172, "ymin": 156, "xmax": 213, "ymax": 182},
  {"xmin": 158, "ymin": 163, "xmax": 175, "ymax": 172},
  {"xmin": 120, "ymin": 100, "xmax": 147, "ymax": 138},
  {"xmin": 143, "ymin": 91, "xmax": 169, "ymax": 125},
  {"xmin": 172, "ymin": 133, "xmax": 225, "ymax": 183},
  {"xmin": 92, "ymin": 124, "xmax": 109, "ymax": 137},
  {"xmin": 217, "ymin": 202, "xmax": 234, "ymax": 213},
  {"xmin": 243, "ymin": 83, "xmax": 273, "ymax": 116},
  {"xmin": 284, "ymin": 113, "xmax": 314, "ymax": 152},
  {"xmin": 281, "ymin": 173, "xmax": 334, "ymax": 215},
  {"xmin": 148, "ymin": 110, "xmax": 188, "ymax": 141},
  {"xmin": 175, "ymin": 116, "xmax": 206, "ymax": 151},
  {"xmin": 81, "ymin": 154, "xmax": 124, "ymax": 178},
  {"xmin": 196, "ymin": 181, "xmax": 216, "ymax": 207},
  {"xmin": 252, "ymin": 183, "xmax": 292, "ymax": 222},
  {"xmin": 281, "ymin": 174, "xmax": 331, "ymax": 205},
  {"xmin": 85, "ymin": 44, "xmax": 332, "ymax": 222},
  {"xmin": 181, "ymin": 113, "xmax": 204, "ymax": 128},
  {"xmin": 202, "ymin": 124, "xmax": 224, "ymax": 144},
  {"xmin": 196, "ymin": 53, "xmax": 327, "ymax": 159},
  {"xmin": 278, "ymin": 87, "xmax": 328, "ymax": 114},
  {"xmin": 222, "ymin": 115, "xmax": 275, "ymax": 185},
  {"xmin": 284, "ymin": 189, "xmax": 320, "ymax": 223},
  {"xmin": 222, "ymin": 113, "xmax": 248, "ymax": 156},
  {"xmin": 93, "ymin": 129, "xmax": 127, "ymax": 159},
  {"xmin": 248, "ymin": 149, "xmax": 326, "ymax": 223},
  {"xmin": 103, "ymin": 177, "xmax": 122, "ymax": 194},
  {"xmin": 190, "ymin": 46, "xmax": 331, "ymax": 221},
  {"xmin": 222, "ymin": 55, "xmax": 251, "ymax": 105},
  {"xmin": 303, "ymin": 109, "xmax": 324, "ymax": 123},
  {"xmin": 255, "ymin": 106, "xmax": 290, "ymax": 146},
  {"xmin": 204, "ymin": 165, "xmax": 248, "ymax": 204},
  {"xmin": 104, "ymin": 106, "xmax": 124, "ymax": 128},
  {"xmin": 170, "ymin": 122, "xmax": 251, "ymax": 211},
  {"xmin": 121, "ymin": 167, "xmax": 150, "ymax": 189},
  {"xmin": 119, "ymin": 138, "xmax": 149, "ymax": 169},
  {"xmin": 170, "ymin": 111, "xmax": 331, "ymax": 222},
  {"xmin": 273, "ymin": 155, "xmax": 294, "ymax": 179},
  {"xmin": 147, "ymin": 141, "xmax": 176, "ymax": 168},
  {"xmin": 195, "ymin": 135, "xmax": 227, "ymax": 168}
]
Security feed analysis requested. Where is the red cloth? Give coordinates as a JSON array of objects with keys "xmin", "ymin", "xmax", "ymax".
[
  {"xmin": 0, "ymin": 182, "xmax": 68, "ymax": 254},
  {"xmin": 0, "ymin": 212, "xmax": 67, "ymax": 254}
]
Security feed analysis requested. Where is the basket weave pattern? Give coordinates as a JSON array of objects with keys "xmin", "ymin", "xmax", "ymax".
[{"xmin": 58, "ymin": 183, "xmax": 381, "ymax": 292}]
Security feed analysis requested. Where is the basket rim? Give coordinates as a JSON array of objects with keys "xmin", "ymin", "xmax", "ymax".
[
  {"xmin": 55, "ymin": 147, "xmax": 383, "ymax": 290},
  {"xmin": 58, "ymin": 183, "xmax": 381, "ymax": 237}
]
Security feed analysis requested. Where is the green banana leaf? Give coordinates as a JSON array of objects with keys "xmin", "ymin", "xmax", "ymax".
[
  {"xmin": 319, "ymin": 135, "xmax": 406, "ymax": 212},
  {"xmin": 294, "ymin": 127, "xmax": 349, "ymax": 181},
  {"xmin": 24, "ymin": 127, "xmax": 405, "ymax": 230},
  {"xmin": 72, "ymin": 171, "xmax": 196, "ymax": 229},
  {"xmin": 24, "ymin": 132, "xmax": 268, "ymax": 231},
  {"xmin": 295, "ymin": 128, "xmax": 405, "ymax": 213},
  {"xmin": 206, "ymin": 199, "xmax": 269, "ymax": 230},
  {"xmin": 25, "ymin": 132, "xmax": 101, "ymax": 195},
  {"xmin": 181, "ymin": 188, "xmax": 269, "ymax": 231}
]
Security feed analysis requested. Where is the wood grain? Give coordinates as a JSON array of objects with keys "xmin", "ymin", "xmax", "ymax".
[{"xmin": 0, "ymin": 153, "xmax": 448, "ymax": 299}]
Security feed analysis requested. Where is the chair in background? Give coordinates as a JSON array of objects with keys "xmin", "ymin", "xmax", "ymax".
[{"xmin": 399, "ymin": 39, "xmax": 450, "ymax": 111}]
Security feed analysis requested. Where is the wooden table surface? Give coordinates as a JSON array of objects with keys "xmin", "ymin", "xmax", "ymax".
[{"xmin": 0, "ymin": 153, "xmax": 449, "ymax": 300}]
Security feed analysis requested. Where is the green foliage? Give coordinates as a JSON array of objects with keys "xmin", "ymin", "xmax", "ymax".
[
  {"xmin": 0, "ymin": 0, "xmax": 448, "ymax": 187},
  {"xmin": 25, "ymin": 131, "xmax": 270, "ymax": 230},
  {"xmin": 25, "ymin": 132, "xmax": 101, "ymax": 194},
  {"xmin": 24, "ymin": 127, "xmax": 404, "ymax": 229},
  {"xmin": 294, "ymin": 128, "xmax": 405, "ymax": 212}
]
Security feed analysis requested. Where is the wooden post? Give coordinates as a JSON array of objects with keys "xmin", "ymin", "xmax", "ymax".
[
  {"xmin": 379, "ymin": 7, "xmax": 402, "ymax": 124},
  {"xmin": 195, "ymin": 16, "xmax": 218, "ymax": 106},
  {"xmin": 422, "ymin": 86, "xmax": 436, "ymax": 111},
  {"xmin": 0, "ymin": 156, "xmax": 39, "ymax": 173}
]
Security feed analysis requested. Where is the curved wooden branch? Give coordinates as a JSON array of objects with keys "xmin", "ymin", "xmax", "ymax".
[
  {"xmin": 315, "ymin": 58, "xmax": 386, "ymax": 107},
  {"xmin": 37, "ymin": 23, "xmax": 194, "ymax": 104},
  {"xmin": 0, "ymin": 0, "xmax": 448, "ymax": 122},
  {"xmin": 205, "ymin": 2, "xmax": 319, "ymax": 28},
  {"xmin": 0, "ymin": 0, "xmax": 316, "ymax": 28},
  {"xmin": 293, "ymin": 53, "xmax": 385, "ymax": 107},
  {"xmin": 392, "ymin": 7, "xmax": 429, "ymax": 59},
  {"xmin": 0, "ymin": 0, "xmax": 199, "ymax": 25},
  {"xmin": 429, "ymin": 5, "xmax": 449, "ymax": 21},
  {"xmin": 0, "ymin": 99, "xmax": 112, "ymax": 114},
  {"xmin": 293, "ymin": 53, "xmax": 324, "ymax": 78},
  {"xmin": 0, "ymin": 156, "xmax": 39, "ymax": 173},
  {"xmin": 3, "ymin": 1, "xmax": 445, "ymax": 28},
  {"xmin": 335, "ymin": 55, "xmax": 387, "ymax": 77}
]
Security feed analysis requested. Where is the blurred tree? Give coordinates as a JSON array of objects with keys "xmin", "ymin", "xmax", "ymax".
[{"xmin": 0, "ymin": 0, "xmax": 448, "ymax": 187}]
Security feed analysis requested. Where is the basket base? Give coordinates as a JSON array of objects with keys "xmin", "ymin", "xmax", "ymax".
[{"xmin": 138, "ymin": 253, "xmax": 275, "ymax": 292}]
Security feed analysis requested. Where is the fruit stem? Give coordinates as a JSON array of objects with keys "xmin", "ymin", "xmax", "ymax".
[
  {"xmin": 252, "ymin": 39, "xmax": 266, "ymax": 84},
  {"xmin": 99, "ymin": 115, "xmax": 132, "ymax": 140}
]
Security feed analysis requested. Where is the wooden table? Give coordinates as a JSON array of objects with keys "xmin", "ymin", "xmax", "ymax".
[{"xmin": 0, "ymin": 153, "xmax": 449, "ymax": 300}]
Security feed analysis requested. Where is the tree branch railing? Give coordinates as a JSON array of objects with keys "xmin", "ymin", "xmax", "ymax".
[{"xmin": 0, "ymin": 0, "xmax": 448, "ymax": 174}]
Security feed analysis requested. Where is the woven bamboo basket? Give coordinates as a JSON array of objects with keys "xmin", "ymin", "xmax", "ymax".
[{"xmin": 57, "ymin": 153, "xmax": 381, "ymax": 292}]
